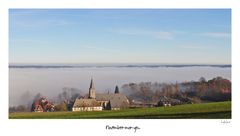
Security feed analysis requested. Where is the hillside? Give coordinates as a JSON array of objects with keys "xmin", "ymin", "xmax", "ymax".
[{"xmin": 9, "ymin": 101, "xmax": 231, "ymax": 119}]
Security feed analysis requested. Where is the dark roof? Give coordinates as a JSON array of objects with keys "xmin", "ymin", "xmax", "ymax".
[
  {"xmin": 73, "ymin": 99, "xmax": 101, "ymax": 107},
  {"xmin": 96, "ymin": 93, "xmax": 129, "ymax": 108},
  {"xmin": 158, "ymin": 96, "xmax": 181, "ymax": 103},
  {"xmin": 158, "ymin": 96, "xmax": 169, "ymax": 102}
]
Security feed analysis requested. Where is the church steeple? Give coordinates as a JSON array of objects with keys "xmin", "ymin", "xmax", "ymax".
[
  {"xmin": 114, "ymin": 85, "xmax": 120, "ymax": 94},
  {"xmin": 90, "ymin": 78, "xmax": 95, "ymax": 89},
  {"xmin": 89, "ymin": 78, "xmax": 96, "ymax": 99}
]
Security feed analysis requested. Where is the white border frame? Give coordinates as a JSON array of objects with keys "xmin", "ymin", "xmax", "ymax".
[{"xmin": 1, "ymin": 0, "xmax": 240, "ymax": 136}]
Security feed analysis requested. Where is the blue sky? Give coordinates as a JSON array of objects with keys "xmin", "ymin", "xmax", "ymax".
[{"xmin": 9, "ymin": 9, "xmax": 231, "ymax": 64}]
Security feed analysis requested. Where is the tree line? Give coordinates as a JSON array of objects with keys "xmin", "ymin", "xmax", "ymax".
[{"xmin": 122, "ymin": 76, "xmax": 231, "ymax": 104}]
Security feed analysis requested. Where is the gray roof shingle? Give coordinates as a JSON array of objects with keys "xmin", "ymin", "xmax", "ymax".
[
  {"xmin": 73, "ymin": 99, "xmax": 101, "ymax": 107},
  {"xmin": 96, "ymin": 93, "xmax": 129, "ymax": 108}
]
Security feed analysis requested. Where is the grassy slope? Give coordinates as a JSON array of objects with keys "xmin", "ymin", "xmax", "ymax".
[{"xmin": 9, "ymin": 101, "xmax": 231, "ymax": 119}]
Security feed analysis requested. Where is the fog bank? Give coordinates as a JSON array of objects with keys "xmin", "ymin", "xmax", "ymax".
[{"xmin": 9, "ymin": 66, "xmax": 231, "ymax": 106}]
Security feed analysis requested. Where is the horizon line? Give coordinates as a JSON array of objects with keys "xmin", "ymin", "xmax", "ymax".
[{"xmin": 9, "ymin": 62, "xmax": 231, "ymax": 65}]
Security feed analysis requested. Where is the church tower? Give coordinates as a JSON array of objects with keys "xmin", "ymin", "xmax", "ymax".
[{"xmin": 89, "ymin": 78, "xmax": 96, "ymax": 99}]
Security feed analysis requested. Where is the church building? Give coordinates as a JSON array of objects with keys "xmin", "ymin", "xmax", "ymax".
[{"xmin": 72, "ymin": 78, "xmax": 129, "ymax": 111}]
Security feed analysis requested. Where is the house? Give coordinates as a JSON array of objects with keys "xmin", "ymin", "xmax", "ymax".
[
  {"xmin": 96, "ymin": 93, "xmax": 129, "ymax": 110},
  {"xmin": 72, "ymin": 99, "xmax": 102, "ymax": 111},
  {"xmin": 157, "ymin": 96, "xmax": 181, "ymax": 107},
  {"xmin": 31, "ymin": 97, "xmax": 55, "ymax": 112},
  {"xmin": 34, "ymin": 103, "xmax": 44, "ymax": 112},
  {"xmin": 72, "ymin": 78, "xmax": 129, "ymax": 111}
]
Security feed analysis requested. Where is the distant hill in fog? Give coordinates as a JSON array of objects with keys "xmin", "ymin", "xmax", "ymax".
[{"xmin": 9, "ymin": 64, "xmax": 231, "ymax": 69}]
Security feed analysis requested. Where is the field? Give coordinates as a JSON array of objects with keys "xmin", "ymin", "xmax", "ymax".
[{"xmin": 9, "ymin": 101, "xmax": 231, "ymax": 119}]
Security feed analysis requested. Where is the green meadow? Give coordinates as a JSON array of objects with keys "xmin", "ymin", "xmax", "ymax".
[{"xmin": 9, "ymin": 101, "xmax": 231, "ymax": 119}]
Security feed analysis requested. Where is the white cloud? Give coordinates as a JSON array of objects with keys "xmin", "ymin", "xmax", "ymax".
[
  {"xmin": 201, "ymin": 32, "xmax": 231, "ymax": 38},
  {"xmin": 108, "ymin": 28, "xmax": 174, "ymax": 39},
  {"xmin": 179, "ymin": 45, "xmax": 209, "ymax": 50},
  {"xmin": 80, "ymin": 45, "xmax": 120, "ymax": 54},
  {"xmin": 153, "ymin": 31, "xmax": 173, "ymax": 39}
]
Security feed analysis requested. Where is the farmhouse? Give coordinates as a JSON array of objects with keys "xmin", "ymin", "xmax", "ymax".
[
  {"xmin": 31, "ymin": 97, "xmax": 55, "ymax": 112},
  {"xmin": 157, "ymin": 96, "xmax": 181, "ymax": 107},
  {"xmin": 72, "ymin": 78, "xmax": 129, "ymax": 111},
  {"xmin": 72, "ymin": 99, "xmax": 102, "ymax": 111}
]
